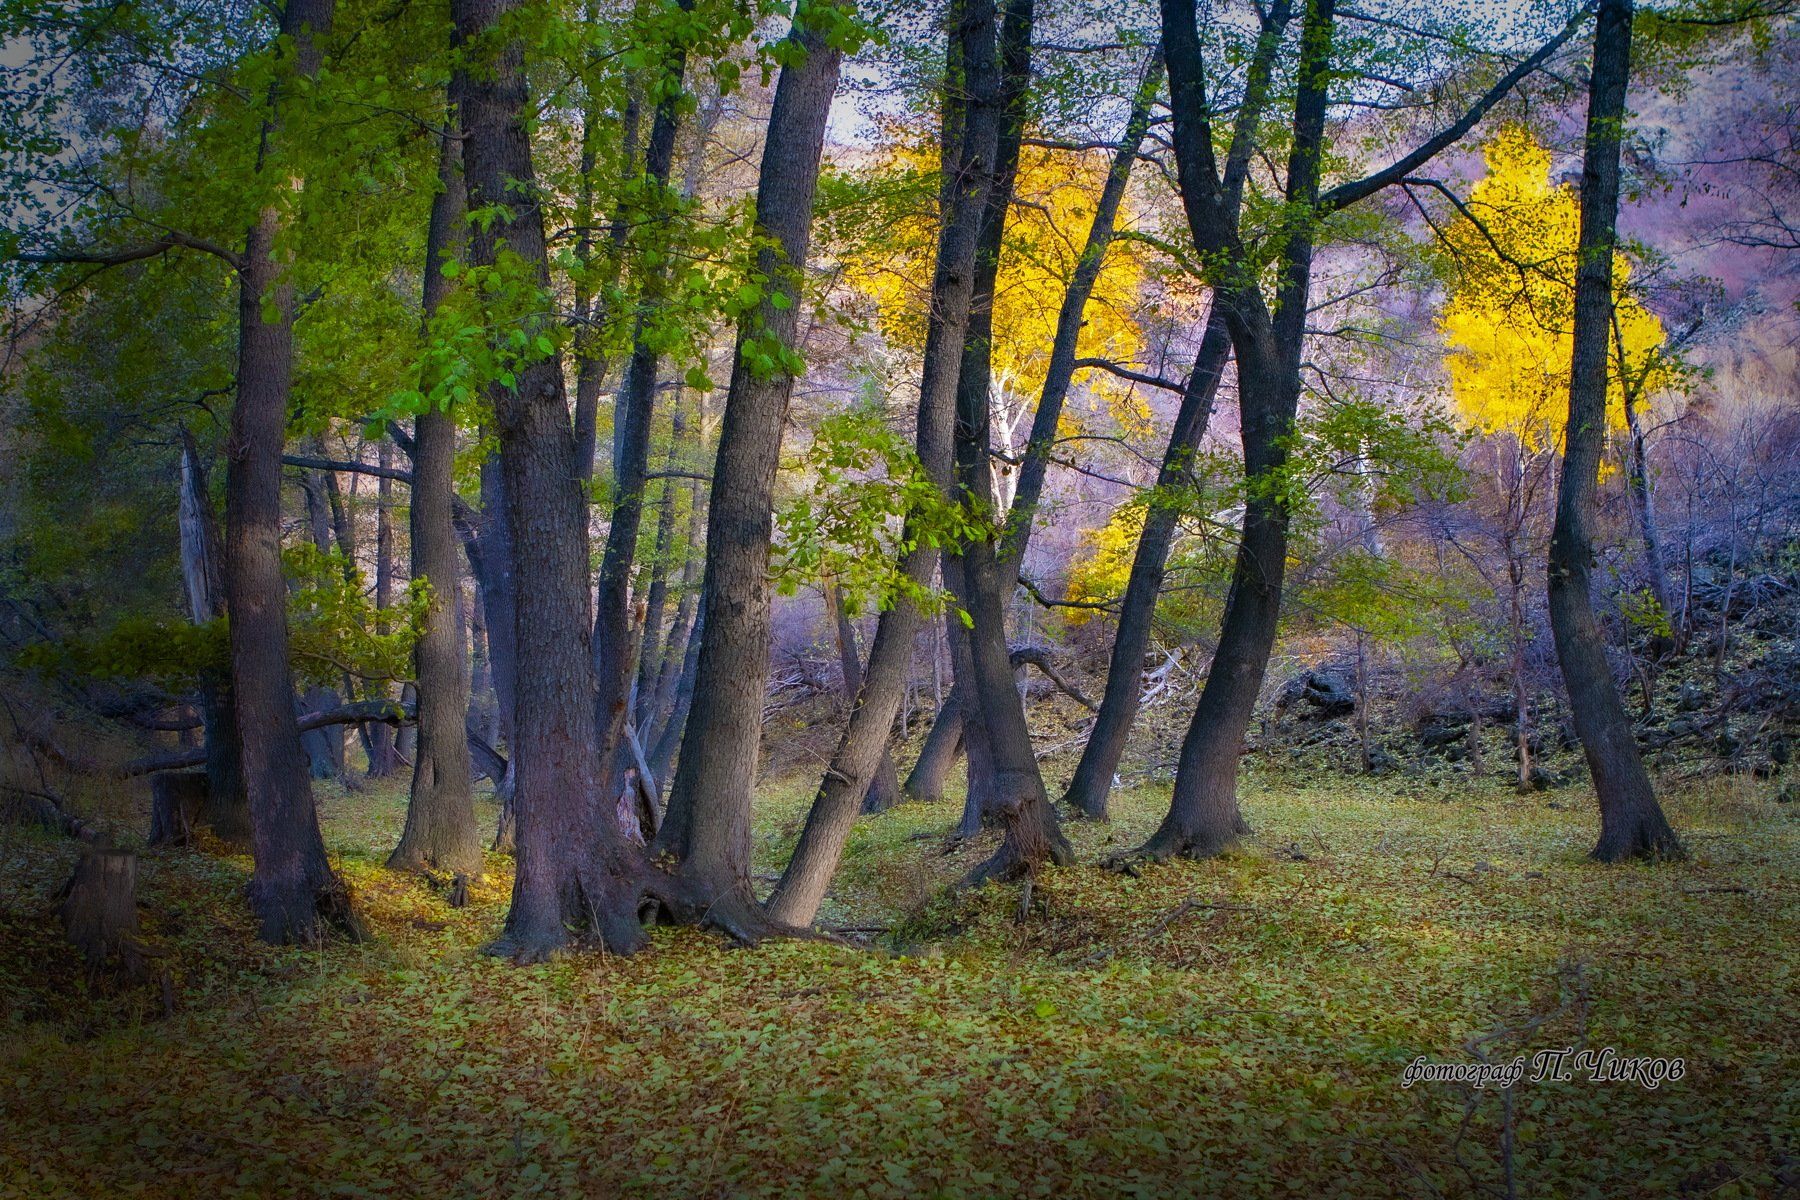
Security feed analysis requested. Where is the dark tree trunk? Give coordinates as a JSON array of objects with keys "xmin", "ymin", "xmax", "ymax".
[
  {"xmin": 946, "ymin": 568, "xmax": 997, "ymax": 838},
  {"xmin": 390, "ymin": 118, "xmax": 482, "ymax": 879},
  {"xmin": 178, "ymin": 433, "xmax": 249, "ymax": 842},
  {"xmin": 227, "ymin": 0, "xmax": 360, "ymax": 944},
  {"xmin": 904, "ymin": 682, "xmax": 964, "ymax": 803},
  {"xmin": 1138, "ymin": 0, "xmax": 1326, "ymax": 862},
  {"xmin": 570, "ymin": 79, "xmax": 639, "ymax": 485},
  {"xmin": 826, "ymin": 581, "xmax": 903, "ymax": 814},
  {"xmin": 647, "ymin": 608, "xmax": 702, "ymax": 787},
  {"xmin": 654, "ymin": 9, "xmax": 845, "ymax": 940},
  {"xmin": 765, "ymin": 0, "xmax": 998, "ymax": 928},
  {"xmin": 365, "ymin": 439, "xmax": 400, "ymax": 777},
  {"xmin": 592, "ymin": 37, "xmax": 687, "ymax": 794},
  {"xmin": 473, "ymin": 452, "xmax": 519, "ymax": 850},
  {"xmin": 61, "ymin": 841, "xmax": 144, "ymax": 978},
  {"xmin": 645, "ymin": 469, "xmax": 706, "ymax": 750},
  {"xmin": 452, "ymin": 0, "xmax": 644, "ymax": 958},
  {"xmin": 148, "ymin": 772, "xmax": 207, "ymax": 847},
  {"xmin": 949, "ymin": 0, "xmax": 1073, "ymax": 883},
  {"xmin": 1547, "ymin": 0, "xmax": 1682, "ymax": 864},
  {"xmin": 1061, "ymin": 299, "xmax": 1230, "ymax": 819}
]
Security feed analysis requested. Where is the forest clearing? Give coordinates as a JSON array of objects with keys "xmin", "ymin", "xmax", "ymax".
[
  {"xmin": 3, "ymin": 0, "xmax": 1798, "ymax": 1191},
  {"xmin": 4, "ymin": 764, "xmax": 1795, "ymax": 1197}
]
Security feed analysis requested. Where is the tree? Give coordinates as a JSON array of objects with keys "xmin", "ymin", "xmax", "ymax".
[
  {"xmin": 1547, "ymin": 0, "xmax": 1684, "ymax": 863},
  {"xmin": 451, "ymin": 0, "xmax": 644, "ymax": 959},
  {"xmin": 765, "ymin": 0, "xmax": 1004, "ymax": 927},
  {"xmin": 388, "ymin": 118, "xmax": 481, "ymax": 881},
  {"xmin": 652, "ymin": 0, "xmax": 856, "ymax": 939}
]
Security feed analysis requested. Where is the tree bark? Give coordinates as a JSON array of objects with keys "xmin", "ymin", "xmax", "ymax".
[
  {"xmin": 1547, "ymin": 0, "xmax": 1682, "ymax": 863},
  {"xmin": 946, "ymin": 0, "xmax": 1073, "ymax": 883},
  {"xmin": 633, "ymin": 393, "xmax": 691, "ymax": 729},
  {"xmin": 653, "ymin": 7, "xmax": 846, "ymax": 940},
  {"xmin": 765, "ymin": 0, "xmax": 999, "ymax": 928},
  {"xmin": 906, "ymin": 51, "xmax": 1159, "ymax": 819},
  {"xmin": 365, "ymin": 438, "xmax": 400, "ymax": 777},
  {"xmin": 1138, "ymin": 0, "xmax": 1325, "ymax": 862},
  {"xmin": 452, "ymin": 0, "xmax": 644, "ymax": 958},
  {"xmin": 592, "ymin": 28, "xmax": 688, "ymax": 802},
  {"xmin": 61, "ymin": 841, "xmax": 144, "ymax": 978},
  {"xmin": 825, "ymin": 580, "xmax": 903, "ymax": 813},
  {"xmin": 389, "ymin": 116, "xmax": 482, "ymax": 880},
  {"xmin": 1062, "ymin": 303, "xmax": 1231, "ymax": 819},
  {"xmin": 226, "ymin": 0, "xmax": 361, "ymax": 944},
  {"xmin": 178, "ymin": 433, "xmax": 249, "ymax": 842},
  {"xmin": 647, "ymin": 608, "xmax": 701, "ymax": 787}
]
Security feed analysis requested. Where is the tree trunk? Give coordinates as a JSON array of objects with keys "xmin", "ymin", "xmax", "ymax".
[
  {"xmin": 1061, "ymin": 303, "xmax": 1230, "ymax": 819},
  {"xmin": 765, "ymin": 0, "xmax": 999, "ymax": 928},
  {"xmin": 826, "ymin": 581, "xmax": 903, "ymax": 813},
  {"xmin": 1620, "ymin": 385, "xmax": 1677, "ymax": 651},
  {"xmin": 225, "ymin": 0, "xmax": 360, "ymax": 944},
  {"xmin": 592, "ymin": 38, "xmax": 687, "ymax": 803},
  {"xmin": 472, "ymin": 452, "xmax": 519, "ymax": 850},
  {"xmin": 365, "ymin": 439, "xmax": 400, "ymax": 777},
  {"xmin": 645, "ymin": 446, "xmax": 707, "ymax": 745},
  {"xmin": 633, "ymin": 395, "xmax": 690, "ymax": 729},
  {"xmin": 654, "ymin": 8, "xmax": 845, "ymax": 940},
  {"xmin": 647, "ymin": 608, "xmax": 702, "ymax": 787},
  {"xmin": 178, "ymin": 433, "xmax": 249, "ymax": 842},
  {"xmin": 905, "ymin": 683, "xmax": 965, "ymax": 803},
  {"xmin": 948, "ymin": 0, "xmax": 1073, "ymax": 883},
  {"xmin": 148, "ymin": 772, "xmax": 207, "ymax": 847},
  {"xmin": 60, "ymin": 841, "xmax": 144, "ymax": 978},
  {"xmin": 1547, "ymin": 0, "xmax": 1681, "ymax": 864},
  {"xmin": 1139, "ymin": 0, "xmax": 1328, "ymax": 861},
  {"xmin": 389, "ymin": 118, "xmax": 482, "ymax": 880},
  {"xmin": 452, "ymin": 0, "xmax": 644, "ymax": 958}
]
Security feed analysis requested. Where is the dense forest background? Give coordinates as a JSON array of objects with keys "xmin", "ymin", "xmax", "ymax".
[{"xmin": 0, "ymin": 0, "xmax": 1796, "ymax": 1192}]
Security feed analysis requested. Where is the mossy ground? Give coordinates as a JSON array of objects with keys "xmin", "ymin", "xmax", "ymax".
[{"xmin": 2, "ymin": 765, "xmax": 1794, "ymax": 1198}]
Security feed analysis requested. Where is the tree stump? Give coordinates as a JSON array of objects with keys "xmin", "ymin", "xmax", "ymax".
[
  {"xmin": 60, "ymin": 839, "xmax": 145, "ymax": 979},
  {"xmin": 147, "ymin": 772, "xmax": 208, "ymax": 847}
]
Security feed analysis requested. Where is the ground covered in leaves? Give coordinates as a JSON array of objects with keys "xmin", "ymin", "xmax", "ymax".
[{"xmin": 2, "ymin": 767, "xmax": 1795, "ymax": 1198}]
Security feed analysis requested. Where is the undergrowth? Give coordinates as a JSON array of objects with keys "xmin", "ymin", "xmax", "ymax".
[{"xmin": 1, "ymin": 768, "xmax": 1794, "ymax": 1198}]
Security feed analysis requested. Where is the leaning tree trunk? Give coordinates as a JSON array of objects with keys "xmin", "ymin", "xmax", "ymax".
[
  {"xmin": 226, "ymin": 0, "xmax": 360, "ymax": 945},
  {"xmin": 389, "ymin": 117, "xmax": 482, "ymax": 880},
  {"xmin": 453, "ymin": 0, "xmax": 644, "ymax": 959},
  {"xmin": 653, "ymin": 8, "xmax": 846, "ymax": 940},
  {"xmin": 825, "ymin": 581, "xmax": 903, "ymax": 814},
  {"xmin": 178, "ymin": 432, "xmax": 249, "ymax": 842},
  {"xmin": 1547, "ymin": 0, "xmax": 1682, "ymax": 864},
  {"xmin": 765, "ymin": 0, "xmax": 1000, "ymax": 928},
  {"xmin": 1061, "ymin": 303, "xmax": 1230, "ymax": 819}
]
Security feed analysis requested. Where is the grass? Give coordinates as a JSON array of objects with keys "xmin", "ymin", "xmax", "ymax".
[{"xmin": 1, "ymin": 764, "xmax": 1795, "ymax": 1198}]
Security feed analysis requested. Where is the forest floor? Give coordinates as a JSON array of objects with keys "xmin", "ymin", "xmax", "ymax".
[{"xmin": 1, "ymin": 766, "xmax": 1795, "ymax": 1198}]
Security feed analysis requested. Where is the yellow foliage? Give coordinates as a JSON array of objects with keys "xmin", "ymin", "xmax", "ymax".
[
  {"xmin": 1439, "ymin": 126, "xmax": 1669, "ymax": 449},
  {"xmin": 1063, "ymin": 499, "xmax": 1145, "ymax": 624},
  {"xmin": 843, "ymin": 143, "xmax": 1144, "ymax": 412}
]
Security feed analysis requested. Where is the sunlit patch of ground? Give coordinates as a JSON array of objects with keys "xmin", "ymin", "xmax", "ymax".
[{"xmin": 2, "ymin": 766, "xmax": 1793, "ymax": 1197}]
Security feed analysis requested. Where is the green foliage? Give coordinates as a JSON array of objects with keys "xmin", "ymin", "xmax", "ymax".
[
  {"xmin": 283, "ymin": 542, "xmax": 428, "ymax": 689},
  {"xmin": 773, "ymin": 401, "xmax": 985, "ymax": 617}
]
